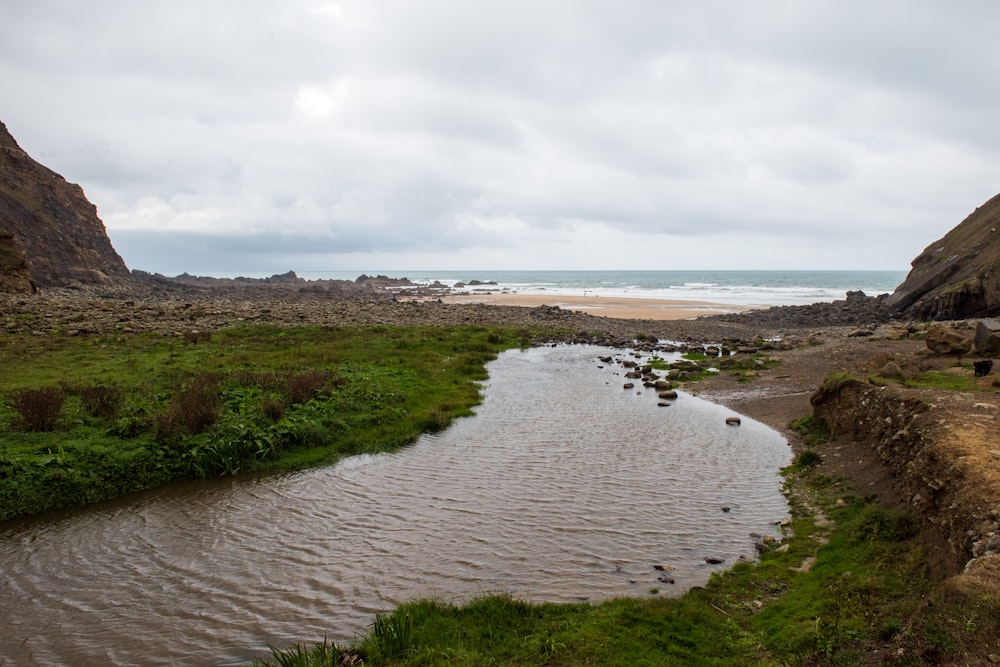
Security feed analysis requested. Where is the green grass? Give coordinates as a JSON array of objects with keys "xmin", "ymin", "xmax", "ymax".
[
  {"xmin": 790, "ymin": 415, "xmax": 831, "ymax": 449},
  {"xmin": 0, "ymin": 325, "xmax": 526, "ymax": 521},
  {"xmin": 901, "ymin": 365, "xmax": 1000, "ymax": 392},
  {"xmin": 256, "ymin": 451, "xmax": 996, "ymax": 666}
]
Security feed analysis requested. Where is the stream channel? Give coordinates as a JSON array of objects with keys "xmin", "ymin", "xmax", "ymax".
[{"xmin": 0, "ymin": 344, "xmax": 792, "ymax": 665}]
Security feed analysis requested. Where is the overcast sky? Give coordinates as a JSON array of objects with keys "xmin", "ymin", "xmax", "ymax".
[{"xmin": 3, "ymin": 1, "xmax": 999, "ymax": 275}]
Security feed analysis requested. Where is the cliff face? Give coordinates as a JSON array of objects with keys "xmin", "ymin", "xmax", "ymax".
[
  {"xmin": 0, "ymin": 120, "xmax": 131, "ymax": 292},
  {"xmin": 887, "ymin": 192, "xmax": 1000, "ymax": 320}
]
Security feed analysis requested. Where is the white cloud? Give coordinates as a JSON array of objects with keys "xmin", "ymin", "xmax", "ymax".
[
  {"xmin": 2, "ymin": 0, "xmax": 999, "ymax": 273},
  {"xmin": 294, "ymin": 79, "xmax": 352, "ymax": 118}
]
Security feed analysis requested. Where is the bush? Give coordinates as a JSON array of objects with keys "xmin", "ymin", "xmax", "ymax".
[
  {"xmin": 285, "ymin": 370, "xmax": 333, "ymax": 404},
  {"xmin": 79, "ymin": 385, "xmax": 123, "ymax": 421},
  {"xmin": 261, "ymin": 396, "xmax": 287, "ymax": 421},
  {"xmin": 156, "ymin": 373, "xmax": 221, "ymax": 441},
  {"xmin": 9, "ymin": 387, "xmax": 65, "ymax": 431}
]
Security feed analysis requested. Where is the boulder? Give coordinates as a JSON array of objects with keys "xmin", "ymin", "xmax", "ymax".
[
  {"xmin": 883, "ymin": 326, "xmax": 912, "ymax": 341},
  {"xmin": 878, "ymin": 361, "xmax": 905, "ymax": 380},
  {"xmin": 925, "ymin": 325, "xmax": 973, "ymax": 355},
  {"xmin": 975, "ymin": 319, "xmax": 1000, "ymax": 356}
]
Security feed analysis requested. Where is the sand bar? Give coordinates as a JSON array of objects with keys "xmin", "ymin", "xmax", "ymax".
[{"xmin": 433, "ymin": 292, "xmax": 756, "ymax": 320}]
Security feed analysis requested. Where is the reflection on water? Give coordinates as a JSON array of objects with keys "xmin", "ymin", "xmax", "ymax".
[{"xmin": 0, "ymin": 345, "xmax": 790, "ymax": 666}]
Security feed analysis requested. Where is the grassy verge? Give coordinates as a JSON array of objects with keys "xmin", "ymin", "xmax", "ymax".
[
  {"xmin": 0, "ymin": 324, "xmax": 532, "ymax": 521},
  {"xmin": 256, "ymin": 440, "xmax": 999, "ymax": 666}
]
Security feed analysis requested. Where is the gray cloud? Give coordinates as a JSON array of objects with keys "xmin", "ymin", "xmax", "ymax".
[{"xmin": 2, "ymin": 0, "xmax": 999, "ymax": 273}]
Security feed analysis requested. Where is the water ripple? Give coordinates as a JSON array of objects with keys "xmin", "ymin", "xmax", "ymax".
[{"xmin": 0, "ymin": 344, "xmax": 790, "ymax": 666}]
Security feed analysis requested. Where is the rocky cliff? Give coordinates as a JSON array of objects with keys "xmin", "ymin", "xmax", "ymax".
[
  {"xmin": 887, "ymin": 192, "xmax": 1000, "ymax": 320},
  {"xmin": 0, "ymin": 120, "xmax": 131, "ymax": 292}
]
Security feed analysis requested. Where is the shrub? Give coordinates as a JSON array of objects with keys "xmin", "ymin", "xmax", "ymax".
[
  {"xmin": 156, "ymin": 373, "xmax": 221, "ymax": 441},
  {"xmin": 261, "ymin": 396, "xmax": 287, "ymax": 421},
  {"xmin": 285, "ymin": 370, "xmax": 332, "ymax": 404},
  {"xmin": 9, "ymin": 387, "xmax": 65, "ymax": 431},
  {"xmin": 79, "ymin": 385, "xmax": 123, "ymax": 421}
]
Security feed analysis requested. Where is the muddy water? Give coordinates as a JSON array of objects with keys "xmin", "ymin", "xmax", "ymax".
[{"xmin": 0, "ymin": 345, "xmax": 791, "ymax": 666}]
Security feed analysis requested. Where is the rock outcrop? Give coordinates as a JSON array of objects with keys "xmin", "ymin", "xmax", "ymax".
[
  {"xmin": 887, "ymin": 192, "xmax": 1000, "ymax": 320},
  {"xmin": 0, "ymin": 230, "xmax": 34, "ymax": 292},
  {"xmin": 0, "ymin": 120, "xmax": 131, "ymax": 292}
]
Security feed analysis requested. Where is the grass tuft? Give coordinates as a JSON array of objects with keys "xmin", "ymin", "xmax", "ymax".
[{"xmin": 790, "ymin": 414, "xmax": 831, "ymax": 447}]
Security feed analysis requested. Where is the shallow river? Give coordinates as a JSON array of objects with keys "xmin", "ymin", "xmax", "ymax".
[{"xmin": 0, "ymin": 344, "xmax": 791, "ymax": 666}]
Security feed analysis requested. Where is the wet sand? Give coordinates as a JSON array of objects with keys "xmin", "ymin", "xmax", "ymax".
[{"xmin": 437, "ymin": 292, "xmax": 756, "ymax": 320}]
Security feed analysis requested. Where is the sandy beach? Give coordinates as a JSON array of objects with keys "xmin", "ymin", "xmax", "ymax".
[{"xmin": 436, "ymin": 292, "xmax": 755, "ymax": 320}]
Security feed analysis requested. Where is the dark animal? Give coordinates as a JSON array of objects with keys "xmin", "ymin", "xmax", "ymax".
[{"xmin": 974, "ymin": 359, "xmax": 993, "ymax": 377}]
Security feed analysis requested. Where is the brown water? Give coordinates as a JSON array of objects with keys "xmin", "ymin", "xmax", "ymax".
[{"xmin": 0, "ymin": 345, "xmax": 791, "ymax": 666}]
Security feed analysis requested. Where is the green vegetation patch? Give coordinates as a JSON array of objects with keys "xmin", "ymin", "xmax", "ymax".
[
  {"xmin": 902, "ymin": 365, "xmax": 1000, "ymax": 392},
  {"xmin": 0, "ymin": 325, "xmax": 524, "ymax": 521},
  {"xmin": 646, "ymin": 351, "xmax": 782, "ymax": 384},
  {"xmin": 790, "ymin": 415, "xmax": 831, "ymax": 449}
]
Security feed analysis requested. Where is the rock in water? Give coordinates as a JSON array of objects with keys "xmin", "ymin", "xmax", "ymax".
[
  {"xmin": 887, "ymin": 192, "xmax": 1000, "ymax": 320},
  {"xmin": 0, "ymin": 120, "xmax": 131, "ymax": 292}
]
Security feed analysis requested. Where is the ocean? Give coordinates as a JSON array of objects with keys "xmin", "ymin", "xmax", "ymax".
[{"xmin": 296, "ymin": 270, "xmax": 907, "ymax": 307}]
